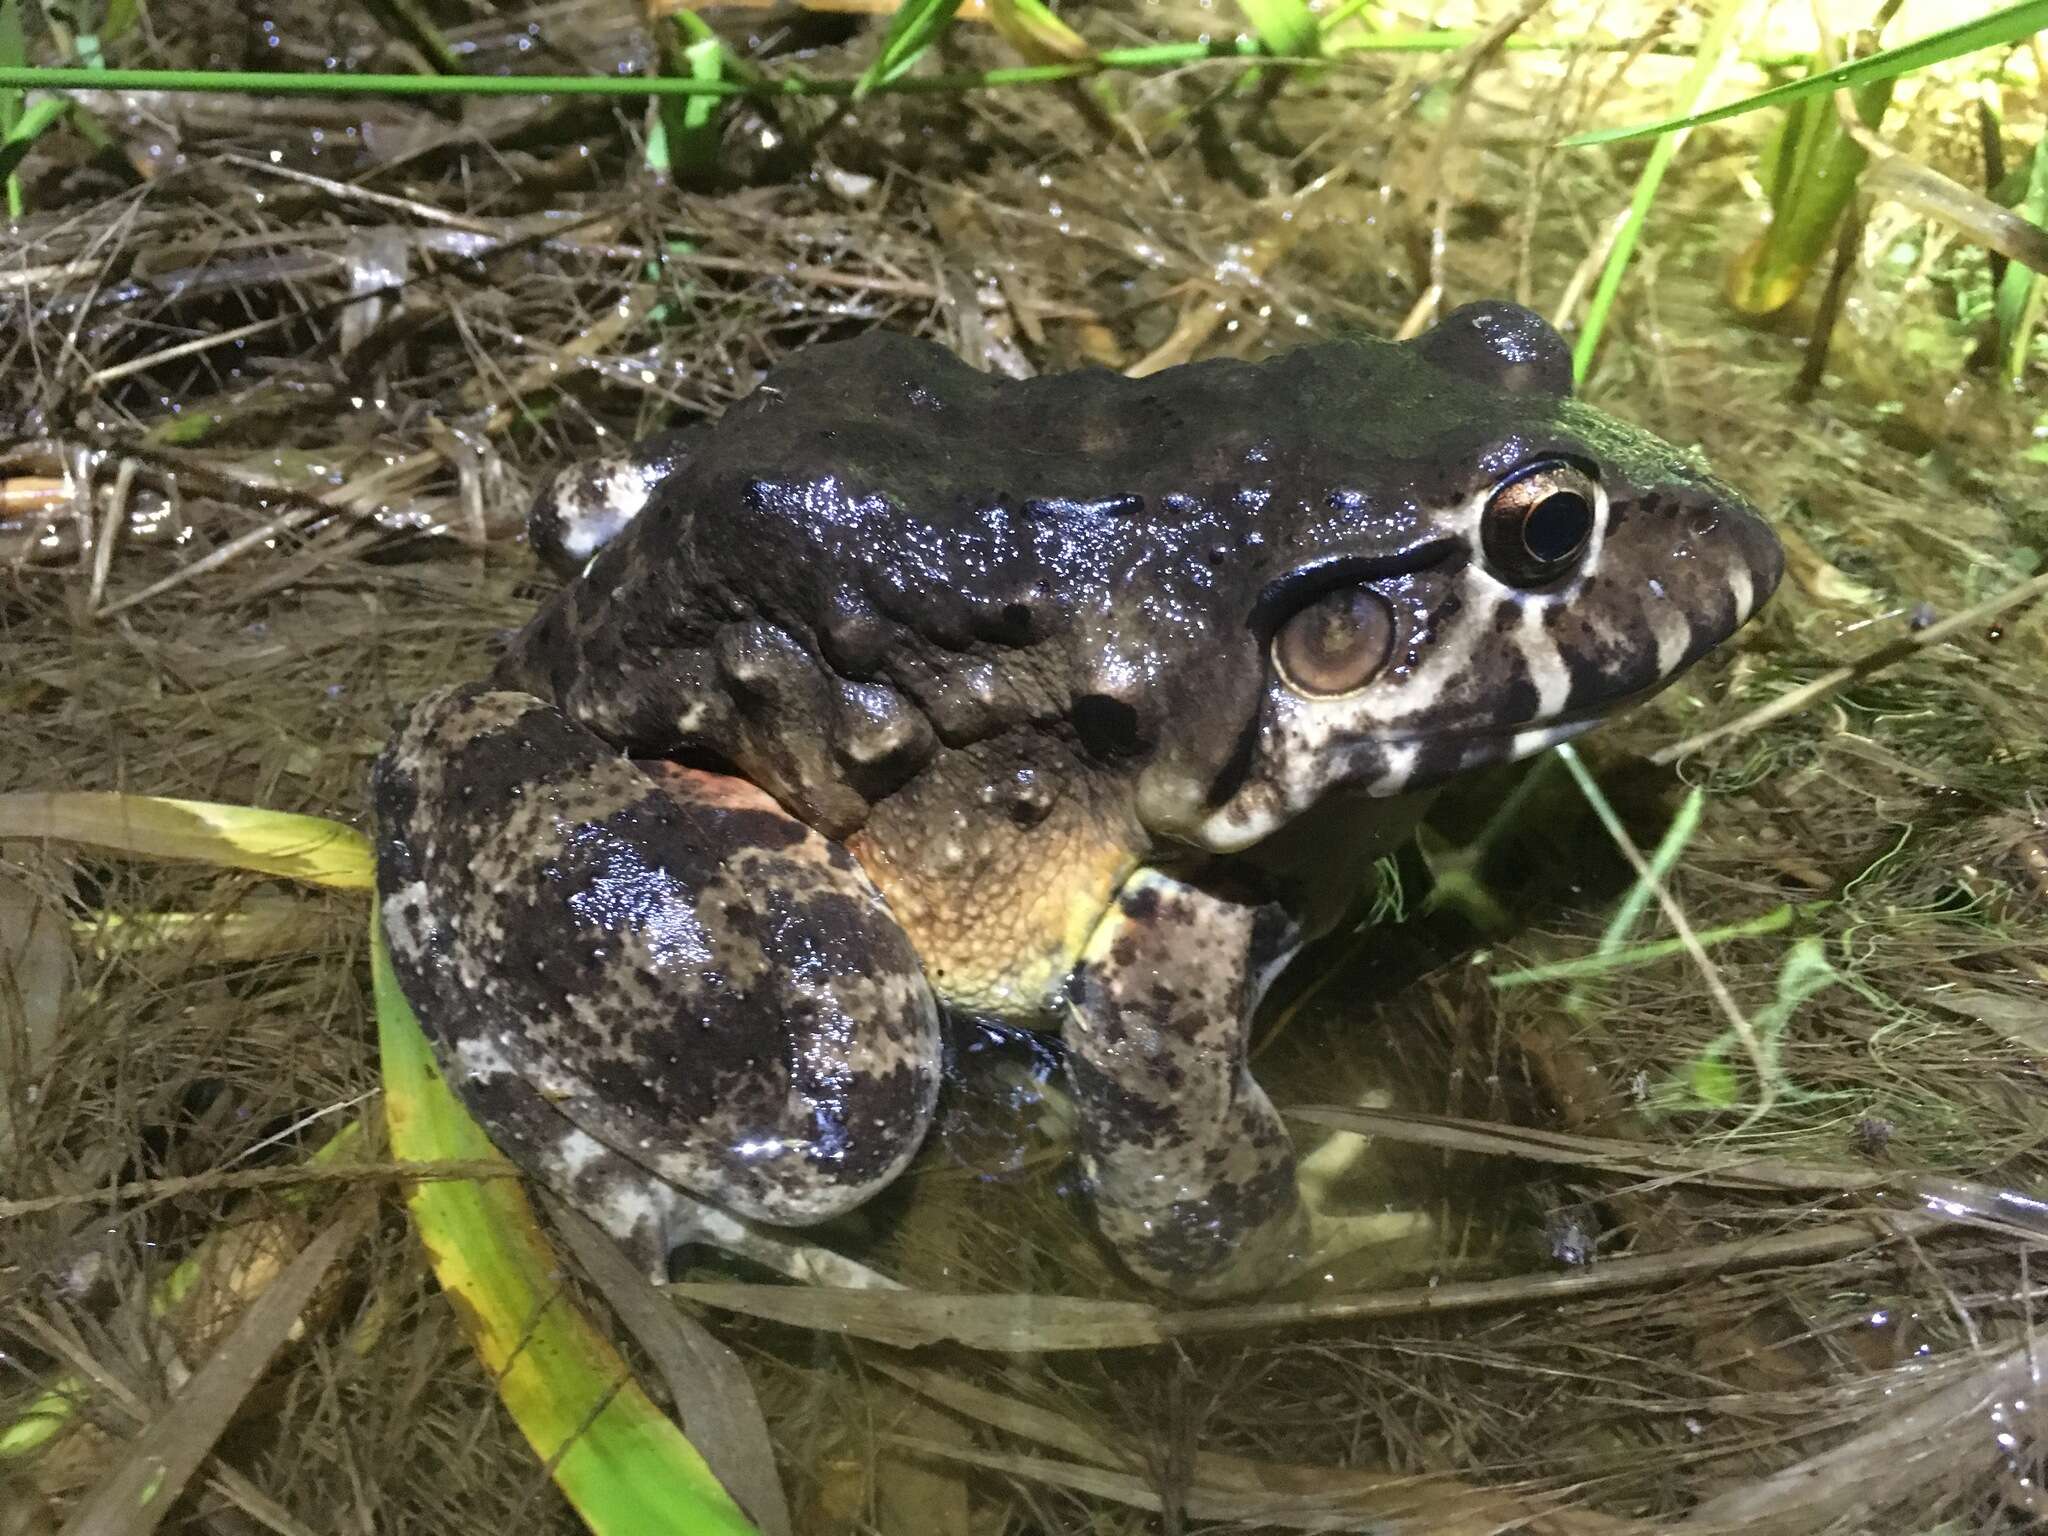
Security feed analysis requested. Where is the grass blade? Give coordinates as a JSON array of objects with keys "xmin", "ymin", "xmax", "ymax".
[
  {"xmin": 0, "ymin": 0, "xmax": 22, "ymax": 213},
  {"xmin": 0, "ymin": 92, "xmax": 68, "ymax": 178},
  {"xmin": 854, "ymin": 0, "xmax": 963, "ymax": 99},
  {"xmin": 986, "ymin": 0, "xmax": 1092, "ymax": 65},
  {"xmin": 54, "ymin": 1197, "xmax": 372, "ymax": 1536},
  {"xmin": 650, "ymin": 11, "xmax": 730, "ymax": 180},
  {"xmin": 0, "ymin": 0, "xmax": 21, "ymax": 131},
  {"xmin": 1571, "ymin": 0, "xmax": 1747, "ymax": 381},
  {"xmin": 1995, "ymin": 137, "xmax": 2048, "ymax": 381},
  {"xmin": 1237, "ymin": 0, "xmax": 1320, "ymax": 58},
  {"xmin": 1488, "ymin": 901, "xmax": 1805, "ymax": 988},
  {"xmin": 0, "ymin": 1122, "xmax": 368, "ymax": 1463},
  {"xmin": 668, "ymin": 1213, "xmax": 1937, "ymax": 1351},
  {"xmin": 0, "ymin": 790, "xmax": 763, "ymax": 1530},
  {"xmin": 0, "ymin": 793, "xmax": 373, "ymax": 888},
  {"xmin": 1565, "ymin": 0, "xmax": 2048, "ymax": 147},
  {"xmin": 361, "ymin": 0, "xmax": 463, "ymax": 75},
  {"xmin": 551, "ymin": 1205, "xmax": 793, "ymax": 1536},
  {"xmin": 374, "ymin": 922, "xmax": 761, "ymax": 1536}
]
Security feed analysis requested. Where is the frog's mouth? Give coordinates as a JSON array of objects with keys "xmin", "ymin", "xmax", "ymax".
[
  {"xmin": 1381, "ymin": 679, "xmax": 1659, "ymax": 751},
  {"xmin": 1177, "ymin": 700, "xmax": 1624, "ymax": 855},
  {"xmin": 1360, "ymin": 679, "xmax": 1662, "ymax": 794}
]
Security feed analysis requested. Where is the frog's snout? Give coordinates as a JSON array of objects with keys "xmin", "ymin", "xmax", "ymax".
[{"xmin": 1663, "ymin": 485, "xmax": 1783, "ymax": 642}]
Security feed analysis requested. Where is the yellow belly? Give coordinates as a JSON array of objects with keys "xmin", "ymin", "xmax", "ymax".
[{"xmin": 847, "ymin": 812, "xmax": 1139, "ymax": 1020}]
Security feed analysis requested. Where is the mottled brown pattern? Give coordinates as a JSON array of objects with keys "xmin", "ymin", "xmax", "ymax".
[
  {"xmin": 374, "ymin": 685, "xmax": 940, "ymax": 1250},
  {"xmin": 1063, "ymin": 867, "xmax": 1309, "ymax": 1295}
]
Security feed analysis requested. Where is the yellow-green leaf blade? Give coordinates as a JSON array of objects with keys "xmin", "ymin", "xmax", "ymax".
[
  {"xmin": 1237, "ymin": 0, "xmax": 1319, "ymax": 58},
  {"xmin": 987, "ymin": 0, "xmax": 1093, "ymax": 65},
  {"xmin": 0, "ymin": 792, "xmax": 372, "ymax": 888},
  {"xmin": 373, "ymin": 919, "xmax": 761, "ymax": 1536}
]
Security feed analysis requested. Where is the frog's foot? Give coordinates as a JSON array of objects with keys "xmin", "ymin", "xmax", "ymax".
[
  {"xmin": 526, "ymin": 426, "xmax": 699, "ymax": 577},
  {"xmin": 447, "ymin": 1078, "xmax": 903, "ymax": 1287},
  {"xmin": 1062, "ymin": 867, "xmax": 1318, "ymax": 1299},
  {"xmin": 372, "ymin": 683, "xmax": 942, "ymax": 1267},
  {"xmin": 1282, "ymin": 1127, "xmax": 1436, "ymax": 1280}
]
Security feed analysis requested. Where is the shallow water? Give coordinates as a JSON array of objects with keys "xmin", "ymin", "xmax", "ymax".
[{"xmin": 4, "ymin": 2, "xmax": 2047, "ymax": 1532}]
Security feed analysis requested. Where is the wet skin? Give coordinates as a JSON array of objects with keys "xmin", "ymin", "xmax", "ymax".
[{"xmin": 373, "ymin": 301, "xmax": 1783, "ymax": 1296}]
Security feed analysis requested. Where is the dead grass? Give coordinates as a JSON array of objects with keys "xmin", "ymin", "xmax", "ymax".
[{"xmin": 3, "ymin": 2, "xmax": 2046, "ymax": 1533}]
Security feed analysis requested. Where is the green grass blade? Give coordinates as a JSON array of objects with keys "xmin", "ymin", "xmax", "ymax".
[
  {"xmin": 1572, "ymin": 0, "xmax": 1747, "ymax": 381},
  {"xmin": 374, "ymin": 921, "xmax": 763, "ymax": 1536},
  {"xmin": 1490, "ymin": 903, "xmax": 1804, "ymax": 988},
  {"xmin": 0, "ymin": 785, "xmax": 766, "ymax": 1529},
  {"xmin": 1238, "ymin": 0, "xmax": 1320, "ymax": 58},
  {"xmin": 1995, "ymin": 138, "xmax": 2048, "ymax": 382},
  {"xmin": 0, "ymin": 43, "xmax": 1276, "ymax": 103},
  {"xmin": 0, "ymin": 0, "xmax": 22, "ymax": 129},
  {"xmin": 1725, "ymin": 63, "xmax": 1894, "ymax": 316},
  {"xmin": 650, "ymin": 10, "xmax": 731, "ymax": 179},
  {"xmin": 0, "ymin": 30, "xmax": 1831, "ymax": 108},
  {"xmin": 855, "ymin": 0, "xmax": 964, "ymax": 99},
  {"xmin": 0, "ymin": 0, "xmax": 22, "ymax": 214},
  {"xmin": 1552, "ymin": 786, "xmax": 1708, "ymax": 1009},
  {"xmin": 0, "ymin": 92, "xmax": 66, "ymax": 178},
  {"xmin": 1565, "ymin": 0, "xmax": 2048, "ymax": 147}
]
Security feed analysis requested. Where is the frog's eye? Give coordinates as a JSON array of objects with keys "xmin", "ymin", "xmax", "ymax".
[
  {"xmin": 1482, "ymin": 461, "xmax": 1599, "ymax": 586},
  {"xmin": 1272, "ymin": 586, "xmax": 1395, "ymax": 698}
]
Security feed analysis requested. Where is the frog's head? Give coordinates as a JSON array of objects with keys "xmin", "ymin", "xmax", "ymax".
[{"xmin": 1138, "ymin": 300, "xmax": 1784, "ymax": 855}]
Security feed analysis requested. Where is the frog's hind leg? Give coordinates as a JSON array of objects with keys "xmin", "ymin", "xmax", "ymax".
[
  {"xmin": 1062, "ymin": 868, "xmax": 1313, "ymax": 1298},
  {"xmin": 372, "ymin": 683, "xmax": 941, "ymax": 1274}
]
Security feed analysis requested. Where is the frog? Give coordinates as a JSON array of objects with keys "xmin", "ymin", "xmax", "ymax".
[{"xmin": 372, "ymin": 301, "xmax": 1782, "ymax": 1298}]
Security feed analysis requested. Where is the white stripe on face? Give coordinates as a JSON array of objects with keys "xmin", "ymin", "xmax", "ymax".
[
  {"xmin": 1368, "ymin": 739, "xmax": 1420, "ymax": 796},
  {"xmin": 1726, "ymin": 560, "xmax": 1755, "ymax": 626},
  {"xmin": 1518, "ymin": 601, "xmax": 1571, "ymax": 717},
  {"xmin": 1652, "ymin": 605, "xmax": 1693, "ymax": 677}
]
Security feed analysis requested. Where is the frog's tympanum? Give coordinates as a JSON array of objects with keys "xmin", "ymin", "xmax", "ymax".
[{"xmin": 374, "ymin": 302, "xmax": 1782, "ymax": 1296}]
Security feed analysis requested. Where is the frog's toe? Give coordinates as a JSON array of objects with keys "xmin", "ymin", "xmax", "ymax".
[
  {"xmin": 1293, "ymin": 1206, "xmax": 1436, "ymax": 1281},
  {"xmin": 475, "ymin": 1084, "xmax": 901, "ymax": 1288},
  {"xmin": 1287, "ymin": 1125, "xmax": 1434, "ymax": 1281}
]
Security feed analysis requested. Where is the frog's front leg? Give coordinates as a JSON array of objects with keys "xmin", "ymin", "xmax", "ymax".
[
  {"xmin": 372, "ymin": 683, "xmax": 941, "ymax": 1274},
  {"xmin": 1062, "ymin": 867, "xmax": 1311, "ymax": 1297}
]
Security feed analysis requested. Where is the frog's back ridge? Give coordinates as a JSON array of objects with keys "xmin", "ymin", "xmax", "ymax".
[{"xmin": 495, "ymin": 323, "xmax": 1776, "ymax": 854}]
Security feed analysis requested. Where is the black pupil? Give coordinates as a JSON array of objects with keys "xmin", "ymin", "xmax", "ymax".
[{"xmin": 1522, "ymin": 490, "xmax": 1592, "ymax": 564}]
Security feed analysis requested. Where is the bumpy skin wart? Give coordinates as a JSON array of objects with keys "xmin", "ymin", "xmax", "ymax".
[{"xmin": 374, "ymin": 301, "xmax": 1785, "ymax": 1294}]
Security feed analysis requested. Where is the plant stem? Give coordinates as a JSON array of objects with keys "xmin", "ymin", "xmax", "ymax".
[{"xmin": 0, "ymin": 30, "xmax": 1808, "ymax": 104}]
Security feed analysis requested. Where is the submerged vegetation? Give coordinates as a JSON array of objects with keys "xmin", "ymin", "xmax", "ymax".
[{"xmin": 2, "ymin": 2, "xmax": 2046, "ymax": 1533}]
